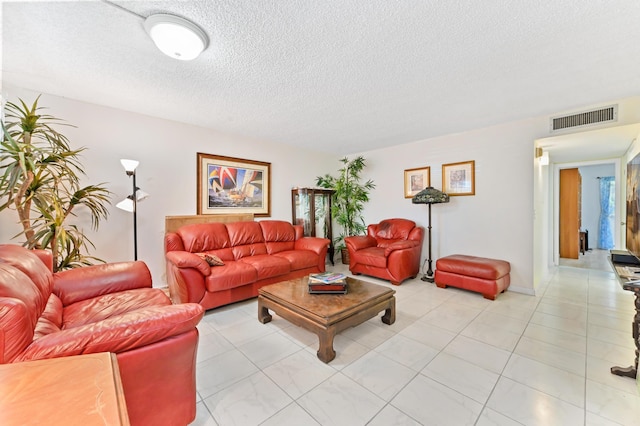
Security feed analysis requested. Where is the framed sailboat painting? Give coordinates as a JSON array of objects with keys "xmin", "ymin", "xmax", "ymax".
[{"xmin": 197, "ymin": 153, "xmax": 271, "ymax": 216}]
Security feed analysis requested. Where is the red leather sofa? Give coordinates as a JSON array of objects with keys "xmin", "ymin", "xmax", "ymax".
[
  {"xmin": 0, "ymin": 244, "xmax": 204, "ymax": 426},
  {"xmin": 165, "ymin": 220, "xmax": 330, "ymax": 310},
  {"xmin": 345, "ymin": 218, "xmax": 424, "ymax": 285}
]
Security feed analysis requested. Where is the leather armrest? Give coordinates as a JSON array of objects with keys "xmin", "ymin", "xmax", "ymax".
[
  {"xmin": 165, "ymin": 251, "xmax": 211, "ymax": 276},
  {"xmin": 15, "ymin": 303, "xmax": 204, "ymax": 362},
  {"xmin": 54, "ymin": 261, "xmax": 153, "ymax": 306},
  {"xmin": 294, "ymin": 237, "xmax": 330, "ymax": 254},
  {"xmin": 384, "ymin": 240, "xmax": 419, "ymax": 257},
  {"xmin": 408, "ymin": 227, "xmax": 424, "ymax": 242},
  {"xmin": 345, "ymin": 235, "xmax": 377, "ymax": 251}
]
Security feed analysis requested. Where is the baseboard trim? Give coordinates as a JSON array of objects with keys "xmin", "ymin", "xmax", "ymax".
[{"xmin": 507, "ymin": 285, "xmax": 536, "ymax": 296}]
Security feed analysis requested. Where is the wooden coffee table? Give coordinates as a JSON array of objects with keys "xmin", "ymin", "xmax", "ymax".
[{"xmin": 258, "ymin": 276, "xmax": 395, "ymax": 363}]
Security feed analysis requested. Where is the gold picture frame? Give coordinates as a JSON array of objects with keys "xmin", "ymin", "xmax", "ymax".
[
  {"xmin": 442, "ymin": 160, "xmax": 475, "ymax": 196},
  {"xmin": 196, "ymin": 153, "xmax": 271, "ymax": 216},
  {"xmin": 404, "ymin": 166, "xmax": 430, "ymax": 198}
]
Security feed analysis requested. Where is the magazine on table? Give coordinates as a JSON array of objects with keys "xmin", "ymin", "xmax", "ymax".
[{"xmin": 309, "ymin": 271, "xmax": 346, "ymax": 284}]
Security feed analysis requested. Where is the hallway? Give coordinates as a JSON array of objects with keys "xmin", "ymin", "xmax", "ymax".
[{"xmin": 559, "ymin": 248, "xmax": 613, "ymax": 272}]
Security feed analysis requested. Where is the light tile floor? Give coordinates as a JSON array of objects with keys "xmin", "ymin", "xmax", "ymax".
[{"xmin": 190, "ymin": 260, "xmax": 640, "ymax": 425}]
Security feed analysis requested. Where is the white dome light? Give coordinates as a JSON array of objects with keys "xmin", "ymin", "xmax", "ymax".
[{"xmin": 144, "ymin": 14, "xmax": 208, "ymax": 61}]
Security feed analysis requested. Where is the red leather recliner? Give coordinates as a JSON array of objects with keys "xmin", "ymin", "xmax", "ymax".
[
  {"xmin": 345, "ymin": 218, "xmax": 424, "ymax": 285},
  {"xmin": 0, "ymin": 244, "xmax": 204, "ymax": 426}
]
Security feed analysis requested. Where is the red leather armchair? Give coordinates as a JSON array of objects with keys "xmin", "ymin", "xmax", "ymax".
[
  {"xmin": 345, "ymin": 218, "xmax": 424, "ymax": 285},
  {"xmin": 0, "ymin": 244, "xmax": 204, "ymax": 426}
]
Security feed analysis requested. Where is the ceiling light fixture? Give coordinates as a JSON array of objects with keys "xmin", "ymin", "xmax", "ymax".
[{"xmin": 144, "ymin": 14, "xmax": 208, "ymax": 60}]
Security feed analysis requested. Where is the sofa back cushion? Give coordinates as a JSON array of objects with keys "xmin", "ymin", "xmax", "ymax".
[
  {"xmin": 226, "ymin": 221, "xmax": 267, "ymax": 259},
  {"xmin": 374, "ymin": 219, "xmax": 416, "ymax": 241},
  {"xmin": 177, "ymin": 223, "xmax": 231, "ymax": 253},
  {"xmin": 260, "ymin": 221, "xmax": 296, "ymax": 254}
]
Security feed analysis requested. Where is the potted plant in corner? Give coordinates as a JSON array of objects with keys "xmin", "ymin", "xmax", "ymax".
[
  {"xmin": 0, "ymin": 96, "xmax": 111, "ymax": 271},
  {"xmin": 316, "ymin": 156, "xmax": 375, "ymax": 264}
]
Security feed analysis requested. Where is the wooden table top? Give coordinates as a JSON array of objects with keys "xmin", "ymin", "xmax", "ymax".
[
  {"xmin": 258, "ymin": 276, "xmax": 395, "ymax": 325},
  {"xmin": 0, "ymin": 352, "xmax": 129, "ymax": 426}
]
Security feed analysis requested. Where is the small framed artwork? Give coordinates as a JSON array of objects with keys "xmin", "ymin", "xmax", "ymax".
[
  {"xmin": 442, "ymin": 160, "xmax": 475, "ymax": 196},
  {"xmin": 404, "ymin": 166, "xmax": 430, "ymax": 198},
  {"xmin": 197, "ymin": 153, "xmax": 271, "ymax": 216}
]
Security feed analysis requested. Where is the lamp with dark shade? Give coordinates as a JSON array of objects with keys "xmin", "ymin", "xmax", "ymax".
[{"xmin": 412, "ymin": 187, "xmax": 450, "ymax": 282}]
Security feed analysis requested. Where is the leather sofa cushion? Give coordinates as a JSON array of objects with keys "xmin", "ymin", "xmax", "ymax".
[
  {"xmin": 351, "ymin": 247, "xmax": 387, "ymax": 268},
  {"xmin": 227, "ymin": 222, "xmax": 268, "ymax": 259},
  {"xmin": 232, "ymin": 243, "xmax": 268, "ymax": 259},
  {"xmin": 178, "ymin": 223, "xmax": 231, "ymax": 252},
  {"xmin": 34, "ymin": 294, "xmax": 64, "ymax": 339},
  {"xmin": 265, "ymin": 240, "xmax": 296, "ymax": 254},
  {"xmin": 205, "ymin": 261, "xmax": 258, "ymax": 291},
  {"xmin": 238, "ymin": 254, "xmax": 290, "ymax": 279},
  {"xmin": 375, "ymin": 219, "xmax": 416, "ymax": 240},
  {"xmin": 227, "ymin": 221, "xmax": 265, "ymax": 246},
  {"xmin": 273, "ymin": 250, "xmax": 318, "ymax": 271},
  {"xmin": 62, "ymin": 288, "xmax": 171, "ymax": 329},
  {"xmin": 376, "ymin": 238, "xmax": 404, "ymax": 248},
  {"xmin": 260, "ymin": 221, "xmax": 296, "ymax": 254}
]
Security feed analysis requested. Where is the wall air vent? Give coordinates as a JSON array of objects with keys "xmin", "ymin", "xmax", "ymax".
[{"xmin": 550, "ymin": 105, "xmax": 617, "ymax": 132}]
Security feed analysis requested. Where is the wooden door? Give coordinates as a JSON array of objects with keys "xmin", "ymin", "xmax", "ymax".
[{"xmin": 559, "ymin": 168, "xmax": 581, "ymax": 259}]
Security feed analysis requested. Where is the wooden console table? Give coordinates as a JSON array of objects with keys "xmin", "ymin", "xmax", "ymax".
[
  {"xmin": 609, "ymin": 257, "xmax": 640, "ymax": 379},
  {"xmin": 0, "ymin": 352, "xmax": 130, "ymax": 425}
]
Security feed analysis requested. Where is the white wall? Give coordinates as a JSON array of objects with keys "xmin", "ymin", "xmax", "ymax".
[
  {"xmin": 0, "ymin": 85, "xmax": 338, "ymax": 285},
  {"xmin": 533, "ymin": 150, "xmax": 553, "ymax": 287}
]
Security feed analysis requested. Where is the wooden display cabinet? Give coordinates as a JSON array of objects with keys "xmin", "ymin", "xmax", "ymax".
[{"xmin": 292, "ymin": 188, "xmax": 334, "ymax": 265}]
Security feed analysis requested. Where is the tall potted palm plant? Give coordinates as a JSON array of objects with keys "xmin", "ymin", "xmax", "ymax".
[
  {"xmin": 316, "ymin": 156, "xmax": 375, "ymax": 263},
  {"xmin": 0, "ymin": 96, "xmax": 111, "ymax": 271}
]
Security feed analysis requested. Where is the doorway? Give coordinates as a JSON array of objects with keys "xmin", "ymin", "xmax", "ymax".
[{"xmin": 558, "ymin": 163, "xmax": 616, "ymax": 270}]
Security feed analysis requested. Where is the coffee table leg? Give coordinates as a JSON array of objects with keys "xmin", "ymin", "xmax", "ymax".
[
  {"xmin": 381, "ymin": 298, "xmax": 396, "ymax": 325},
  {"xmin": 317, "ymin": 329, "xmax": 336, "ymax": 363},
  {"xmin": 258, "ymin": 298, "xmax": 272, "ymax": 324}
]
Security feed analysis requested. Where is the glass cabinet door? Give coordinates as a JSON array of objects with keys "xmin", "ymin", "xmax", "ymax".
[
  {"xmin": 293, "ymin": 189, "xmax": 312, "ymax": 236},
  {"xmin": 292, "ymin": 188, "xmax": 334, "ymax": 264},
  {"xmin": 315, "ymin": 193, "xmax": 329, "ymax": 239}
]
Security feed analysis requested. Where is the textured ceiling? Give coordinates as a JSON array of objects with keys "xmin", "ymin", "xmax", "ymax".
[{"xmin": 2, "ymin": 0, "xmax": 640, "ymax": 155}]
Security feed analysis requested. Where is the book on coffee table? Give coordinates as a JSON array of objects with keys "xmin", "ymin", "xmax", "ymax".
[
  {"xmin": 308, "ymin": 286, "xmax": 347, "ymax": 294},
  {"xmin": 309, "ymin": 272, "xmax": 346, "ymax": 284},
  {"xmin": 309, "ymin": 281, "xmax": 346, "ymax": 290},
  {"xmin": 308, "ymin": 273, "xmax": 347, "ymax": 294}
]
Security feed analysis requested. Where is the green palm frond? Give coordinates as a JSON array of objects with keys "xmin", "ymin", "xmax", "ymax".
[
  {"xmin": 1, "ymin": 96, "xmax": 112, "ymax": 271},
  {"xmin": 315, "ymin": 156, "xmax": 375, "ymax": 249}
]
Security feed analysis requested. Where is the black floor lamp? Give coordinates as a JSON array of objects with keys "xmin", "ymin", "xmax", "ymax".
[
  {"xmin": 412, "ymin": 187, "xmax": 450, "ymax": 282},
  {"xmin": 116, "ymin": 159, "xmax": 149, "ymax": 260}
]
